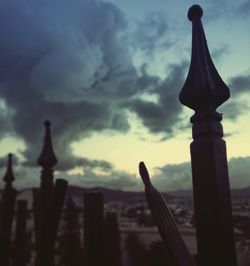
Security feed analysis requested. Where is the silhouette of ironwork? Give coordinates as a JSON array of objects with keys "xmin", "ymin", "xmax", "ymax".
[
  {"xmin": 34, "ymin": 121, "xmax": 68, "ymax": 266},
  {"xmin": 84, "ymin": 192, "xmax": 104, "ymax": 266},
  {"xmin": 179, "ymin": 5, "xmax": 237, "ymax": 266},
  {"xmin": 0, "ymin": 5, "xmax": 242, "ymax": 266},
  {"xmin": 58, "ymin": 197, "xmax": 82, "ymax": 266},
  {"xmin": 0, "ymin": 154, "xmax": 17, "ymax": 266},
  {"xmin": 126, "ymin": 232, "xmax": 148, "ymax": 266},
  {"xmin": 148, "ymin": 241, "xmax": 173, "ymax": 266},
  {"xmin": 103, "ymin": 212, "xmax": 122, "ymax": 266},
  {"xmin": 139, "ymin": 162, "xmax": 195, "ymax": 266},
  {"xmin": 13, "ymin": 200, "xmax": 30, "ymax": 266}
]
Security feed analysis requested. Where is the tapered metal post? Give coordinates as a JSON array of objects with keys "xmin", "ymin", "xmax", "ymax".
[
  {"xmin": 179, "ymin": 5, "xmax": 237, "ymax": 266},
  {"xmin": 84, "ymin": 192, "xmax": 104, "ymax": 266},
  {"xmin": 13, "ymin": 200, "xmax": 30, "ymax": 266}
]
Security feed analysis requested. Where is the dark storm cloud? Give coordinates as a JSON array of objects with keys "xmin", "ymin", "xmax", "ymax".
[
  {"xmin": 65, "ymin": 168, "xmax": 141, "ymax": 191},
  {"xmin": 127, "ymin": 62, "xmax": 187, "ymax": 136},
  {"xmin": 132, "ymin": 11, "xmax": 173, "ymax": 55},
  {"xmin": 216, "ymin": 74, "xmax": 250, "ymax": 121},
  {"xmin": 13, "ymin": 100, "xmax": 128, "ymax": 170},
  {"xmin": 0, "ymin": 0, "xmax": 134, "ymax": 170},
  {"xmin": 148, "ymin": 156, "xmax": 250, "ymax": 192},
  {"xmin": 152, "ymin": 162, "xmax": 192, "ymax": 191},
  {"xmin": 0, "ymin": 0, "xmax": 189, "ymax": 173},
  {"xmin": 22, "ymin": 149, "xmax": 113, "ymax": 173},
  {"xmin": 238, "ymin": 0, "xmax": 250, "ymax": 16},
  {"xmin": 0, "ymin": 1, "xmax": 248, "ymax": 192},
  {"xmin": 218, "ymin": 101, "xmax": 249, "ymax": 121},
  {"xmin": 229, "ymin": 74, "xmax": 250, "ymax": 95}
]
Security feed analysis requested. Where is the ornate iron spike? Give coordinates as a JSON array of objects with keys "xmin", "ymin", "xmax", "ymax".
[
  {"xmin": 3, "ymin": 153, "xmax": 15, "ymax": 185},
  {"xmin": 179, "ymin": 5, "xmax": 230, "ymax": 112},
  {"xmin": 37, "ymin": 121, "xmax": 57, "ymax": 168}
]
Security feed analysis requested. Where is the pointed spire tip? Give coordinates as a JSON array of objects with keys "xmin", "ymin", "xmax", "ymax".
[
  {"xmin": 188, "ymin": 5, "xmax": 203, "ymax": 21},
  {"xmin": 37, "ymin": 121, "xmax": 57, "ymax": 168},
  {"xmin": 3, "ymin": 153, "xmax": 15, "ymax": 185}
]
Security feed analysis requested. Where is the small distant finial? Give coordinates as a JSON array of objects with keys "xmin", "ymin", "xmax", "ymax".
[
  {"xmin": 44, "ymin": 120, "xmax": 51, "ymax": 128},
  {"xmin": 179, "ymin": 5, "xmax": 230, "ymax": 112},
  {"xmin": 37, "ymin": 120, "xmax": 57, "ymax": 168},
  {"xmin": 139, "ymin": 162, "xmax": 151, "ymax": 186},
  {"xmin": 3, "ymin": 153, "xmax": 15, "ymax": 185}
]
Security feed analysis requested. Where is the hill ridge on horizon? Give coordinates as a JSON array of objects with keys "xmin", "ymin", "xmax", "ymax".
[
  {"xmin": 17, "ymin": 184, "xmax": 250, "ymax": 198},
  {"xmin": 1, "ymin": 185, "xmax": 249, "ymax": 210}
]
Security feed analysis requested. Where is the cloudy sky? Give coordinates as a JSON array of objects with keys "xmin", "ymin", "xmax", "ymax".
[{"xmin": 0, "ymin": 0, "xmax": 249, "ymax": 191}]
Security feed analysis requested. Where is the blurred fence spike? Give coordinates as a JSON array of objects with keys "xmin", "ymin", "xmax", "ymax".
[
  {"xmin": 139, "ymin": 162, "xmax": 195, "ymax": 266},
  {"xmin": 13, "ymin": 200, "xmax": 30, "ymax": 266},
  {"xmin": 3, "ymin": 153, "xmax": 15, "ymax": 186},
  {"xmin": 84, "ymin": 192, "xmax": 104, "ymax": 266},
  {"xmin": 34, "ymin": 121, "xmax": 68, "ymax": 266}
]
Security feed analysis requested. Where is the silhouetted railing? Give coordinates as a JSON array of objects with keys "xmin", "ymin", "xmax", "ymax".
[
  {"xmin": 0, "ymin": 122, "xmax": 116, "ymax": 266},
  {"xmin": 0, "ymin": 154, "xmax": 17, "ymax": 266},
  {"xmin": 0, "ymin": 5, "xmax": 242, "ymax": 266},
  {"xmin": 84, "ymin": 192, "xmax": 104, "ymax": 266},
  {"xmin": 13, "ymin": 200, "xmax": 30, "ymax": 266}
]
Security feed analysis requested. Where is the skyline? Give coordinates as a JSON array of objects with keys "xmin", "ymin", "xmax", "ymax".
[{"xmin": 0, "ymin": 0, "xmax": 250, "ymax": 191}]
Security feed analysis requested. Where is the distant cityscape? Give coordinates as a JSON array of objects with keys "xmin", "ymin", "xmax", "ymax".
[{"xmin": 15, "ymin": 185, "xmax": 250, "ymax": 266}]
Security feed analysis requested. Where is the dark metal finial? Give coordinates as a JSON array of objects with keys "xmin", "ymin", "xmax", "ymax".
[
  {"xmin": 3, "ymin": 153, "xmax": 15, "ymax": 185},
  {"xmin": 37, "ymin": 120, "xmax": 57, "ymax": 168},
  {"xmin": 179, "ymin": 5, "xmax": 230, "ymax": 112},
  {"xmin": 188, "ymin": 4, "xmax": 203, "ymax": 21},
  {"xmin": 44, "ymin": 120, "xmax": 51, "ymax": 128}
]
